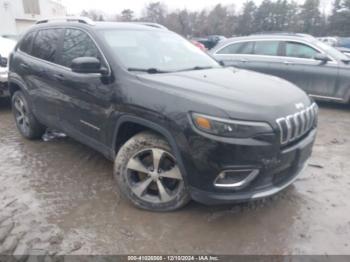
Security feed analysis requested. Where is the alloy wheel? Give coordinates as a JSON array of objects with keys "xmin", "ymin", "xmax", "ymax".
[
  {"xmin": 126, "ymin": 148, "xmax": 184, "ymax": 203},
  {"xmin": 13, "ymin": 96, "xmax": 30, "ymax": 133}
]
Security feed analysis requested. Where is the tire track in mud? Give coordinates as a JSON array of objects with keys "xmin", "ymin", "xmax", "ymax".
[{"xmin": 0, "ymin": 99, "xmax": 81, "ymax": 256}]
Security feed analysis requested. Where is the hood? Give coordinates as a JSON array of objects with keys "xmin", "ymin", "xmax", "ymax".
[{"xmin": 137, "ymin": 68, "xmax": 312, "ymax": 123}]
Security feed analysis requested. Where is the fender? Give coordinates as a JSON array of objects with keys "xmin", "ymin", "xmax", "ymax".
[
  {"xmin": 8, "ymin": 73, "xmax": 34, "ymax": 102},
  {"xmin": 8, "ymin": 75, "xmax": 28, "ymax": 96},
  {"xmin": 112, "ymin": 114, "xmax": 189, "ymax": 181}
]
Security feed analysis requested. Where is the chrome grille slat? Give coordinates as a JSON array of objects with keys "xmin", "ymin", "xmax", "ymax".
[
  {"xmin": 286, "ymin": 115, "xmax": 293, "ymax": 142},
  {"xmin": 309, "ymin": 107, "xmax": 315, "ymax": 130},
  {"xmin": 295, "ymin": 113, "xmax": 302, "ymax": 137},
  {"xmin": 305, "ymin": 108, "xmax": 312, "ymax": 131},
  {"xmin": 276, "ymin": 103, "xmax": 318, "ymax": 145},
  {"xmin": 292, "ymin": 114, "xmax": 299, "ymax": 138},
  {"xmin": 300, "ymin": 111, "xmax": 306, "ymax": 134}
]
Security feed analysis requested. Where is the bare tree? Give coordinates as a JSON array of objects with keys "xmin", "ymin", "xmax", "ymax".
[
  {"xmin": 82, "ymin": 0, "xmax": 350, "ymax": 38},
  {"xmin": 142, "ymin": 2, "xmax": 167, "ymax": 24},
  {"xmin": 120, "ymin": 9, "xmax": 134, "ymax": 22}
]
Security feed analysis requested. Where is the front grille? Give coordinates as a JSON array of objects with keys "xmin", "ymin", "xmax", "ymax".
[{"xmin": 276, "ymin": 103, "xmax": 318, "ymax": 145}]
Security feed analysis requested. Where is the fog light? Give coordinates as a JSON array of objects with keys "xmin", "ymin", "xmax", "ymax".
[{"xmin": 214, "ymin": 169, "xmax": 259, "ymax": 189}]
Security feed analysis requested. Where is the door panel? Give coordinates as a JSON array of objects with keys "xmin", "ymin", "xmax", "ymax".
[
  {"xmin": 276, "ymin": 58, "xmax": 339, "ymax": 97},
  {"xmin": 55, "ymin": 28, "xmax": 115, "ymax": 146},
  {"xmin": 332, "ymin": 66, "xmax": 350, "ymax": 101},
  {"xmin": 21, "ymin": 28, "xmax": 64, "ymax": 127},
  {"xmin": 245, "ymin": 40, "xmax": 285, "ymax": 75},
  {"xmin": 215, "ymin": 54, "xmax": 251, "ymax": 68},
  {"xmin": 53, "ymin": 68, "xmax": 114, "ymax": 144},
  {"xmin": 239, "ymin": 55, "xmax": 285, "ymax": 76},
  {"xmin": 278, "ymin": 41, "xmax": 339, "ymax": 97},
  {"xmin": 26, "ymin": 58, "xmax": 62, "ymax": 127}
]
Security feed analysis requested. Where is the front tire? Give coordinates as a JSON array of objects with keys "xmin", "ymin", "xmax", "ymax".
[
  {"xmin": 11, "ymin": 91, "xmax": 45, "ymax": 139},
  {"xmin": 114, "ymin": 132, "xmax": 191, "ymax": 211}
]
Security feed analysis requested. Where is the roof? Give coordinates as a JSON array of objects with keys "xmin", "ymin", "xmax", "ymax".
[
  {"xmin": 231, "ymin": 33, "xmax": 315, "ymax": 41},
  {"xmin": 33, "ymin": 17, "xmax": 166, "ymax": 31},
  {"xmin": 214, "ymin": 33, "xmax": 317, "ymax": 49}
]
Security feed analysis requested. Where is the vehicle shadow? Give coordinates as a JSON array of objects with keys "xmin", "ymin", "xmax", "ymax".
[{"xmin": 0, "ymin": 97, "xmax": 11, "ymax": 110}]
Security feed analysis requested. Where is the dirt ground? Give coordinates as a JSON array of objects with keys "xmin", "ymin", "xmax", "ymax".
[{"xmin": 0, "ymin": 97, "xmax": 349, "ymax": 256}]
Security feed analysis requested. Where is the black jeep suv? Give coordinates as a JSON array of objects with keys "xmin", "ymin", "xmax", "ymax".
[{"xmin": 9, "ymin": 18, "xmax": 318, "ymax": 211}]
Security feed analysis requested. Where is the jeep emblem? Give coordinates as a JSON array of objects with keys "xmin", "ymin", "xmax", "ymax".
[{"xmin": 295, "ymin": 103, "xmax": 305, "ymax": 110}]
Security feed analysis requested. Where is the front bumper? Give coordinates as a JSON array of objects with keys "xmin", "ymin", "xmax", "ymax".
[{"xmin": 185, "ymin": 128, "xmax": 316, "ymax": 205}]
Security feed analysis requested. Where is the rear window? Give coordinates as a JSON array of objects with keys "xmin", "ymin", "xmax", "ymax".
[
  {"xmin": 253, "ymin": 41, "xmax": 280, "ymax": 56},
  {"xmin": 31, "ymin": 29, "xmax": 63, "ymax": 63},
  {"xmin": 217, "ymin": 42, "xmax": 253, "ymax": 55},
  {"xmin": 19, "ymin": 32, "xmax": 35, "ymax": 54}
]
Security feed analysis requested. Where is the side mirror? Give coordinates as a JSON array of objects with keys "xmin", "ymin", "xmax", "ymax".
[
  {"xmin": 314, "ymin": 53, "xmax": 330, "ymax": 63},
  {"xmin": 0, "ymin": 54, "xmax": 8, "ymax": 67},
  {"xmin": 71, "ymin": 57, "xmax": 107, "ymax": 74}
]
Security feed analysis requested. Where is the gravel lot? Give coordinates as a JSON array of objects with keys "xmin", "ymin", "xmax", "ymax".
[{"xmin": 0, "ymin": 97, "xmax": 349, "ymax": 256}]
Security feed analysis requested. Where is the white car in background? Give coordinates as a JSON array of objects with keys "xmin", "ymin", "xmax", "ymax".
[
  {"xmin": 0, "ymin": 36, "xmax": 17, "ymax": 97},
  {"xmin": 318, "ymin": 37, "xmax": 338, "ymax": 47}
]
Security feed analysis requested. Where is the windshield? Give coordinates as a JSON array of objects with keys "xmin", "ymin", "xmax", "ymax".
[
  {"xmin": 99, "ymin": 29, "xmax": 220, "ymax": 72},
  {"xmin": 313, "ymin": 40, "xmax": 349, "ymax": 61}
]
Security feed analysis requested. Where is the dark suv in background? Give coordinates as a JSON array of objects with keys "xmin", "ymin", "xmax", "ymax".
[
  {"xmin": 211, "ymin": 34, "xmax": 350, "ymax": 104},
  {"xmin": 9, "ymin": 18, "xmax": 318, "ymax": 211}
]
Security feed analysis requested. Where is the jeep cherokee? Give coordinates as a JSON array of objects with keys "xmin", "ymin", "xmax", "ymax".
[{"xmin": 9, "ymin": 17, "xmax": 318, "ymax": 211}]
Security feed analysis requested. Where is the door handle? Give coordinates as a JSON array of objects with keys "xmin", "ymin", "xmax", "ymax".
[
  {"xmin": 283, "ymin": 61, "xmax": 293, "ymax": 65},
  {"xmin": 239, "ymin": 58, "xmax": 248, "ymax": 63},
  {"xmin": 53, "ymin": 74, "xmax": 65, "ymax": 81}
]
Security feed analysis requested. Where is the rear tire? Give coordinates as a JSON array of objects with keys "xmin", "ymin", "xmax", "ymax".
[
  {"xmin": 11, "ymin": 91, "xmax": 45, "ymax": 140},
  {"xmin": 114, "ymin": 131, "xmax": 191, "ymax": 211}
]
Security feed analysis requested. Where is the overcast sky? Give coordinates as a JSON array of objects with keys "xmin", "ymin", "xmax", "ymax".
[{"xmin": 59, "ymin": 0, "xmax": 332, "ymax": 16}]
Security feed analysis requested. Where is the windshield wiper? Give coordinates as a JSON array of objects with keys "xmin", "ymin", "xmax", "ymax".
[
  {"xmin": 175, "ymin": 66, "xmax": 216, "ymax": 72},
  {"xmin": 127, "ymin": 68, "xmax": 170, "ymax": 74}
]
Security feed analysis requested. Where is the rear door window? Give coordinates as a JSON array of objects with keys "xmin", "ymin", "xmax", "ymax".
[
  {"xmin": 217, "ymin": 41, "xmax": 254, "ymax": 55},
  {"xmin": 19, "ymin": 31, "xmax": 36, "ymax": 54},
  {"xmin": 31, "ymin": 29, "xmax": 63, "ymax": 63},
  {"xmin": 284, "ymin": 41, "xmax": 319, "ymax": 59},
  {"xmin": 59, "ymin": 29, "xmax": 100, "ymax": 68},
  {"xmin": 253, "ymin": 41, "xmax": 280, "ymax": 56}
]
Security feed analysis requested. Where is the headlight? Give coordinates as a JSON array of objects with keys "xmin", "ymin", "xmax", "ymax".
[{"xmin": 191, "ymin": 113, "xmax": 273, "ymax": 138}]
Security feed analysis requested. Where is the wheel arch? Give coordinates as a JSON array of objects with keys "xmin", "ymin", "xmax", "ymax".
[
  {"xmin": 8, "ymin": 78, "xmax": 29, "ymax": 98},
  {"xmin": 112, "ymin": 115, "xmax": 189, "ymax": 180}
]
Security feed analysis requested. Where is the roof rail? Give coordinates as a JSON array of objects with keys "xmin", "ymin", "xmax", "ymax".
[
  {"xmin": 133, "ymin": 22, "xmax": 168, "ymax": 30},
  {"xmin": 35, "ymin": 17, "xmax": 96, "ymax": 26},
  {"xmin": 250, "ymin": 32, "xmax": 313, "ymax": 38}
]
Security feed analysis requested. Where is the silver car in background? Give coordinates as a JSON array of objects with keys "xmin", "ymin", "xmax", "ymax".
[{"xmin": 211, "ymin": 34, "xmax": 350, "ymax": 104}]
